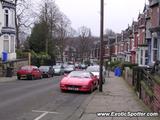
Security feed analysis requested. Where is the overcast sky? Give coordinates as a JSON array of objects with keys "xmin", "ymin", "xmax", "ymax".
[{"xmin": 46, "ymin": 0, "xmax": 147, "ymax": 36}]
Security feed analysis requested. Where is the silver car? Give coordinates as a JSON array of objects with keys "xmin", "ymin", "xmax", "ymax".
[
  {"xmin": 86, "ymin": 65, "xmax": 106, "ymax": 84},
  {"xmin": 53, "ymin": 65, "xmax": 64, "ymax": 75}
]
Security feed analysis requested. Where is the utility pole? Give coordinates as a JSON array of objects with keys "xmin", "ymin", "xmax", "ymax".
[{"xmin": 99, "ymin": 0, "xmax": 104, "ymax": 92}]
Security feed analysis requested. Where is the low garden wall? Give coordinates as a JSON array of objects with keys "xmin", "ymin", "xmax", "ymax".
[
  {"xmin": 123, "ymin": 66, "xmax": 160, "ymax": 112},
  {"xmin": 0, "ymin": 59, "xmax": 29, "ymax": 77}
]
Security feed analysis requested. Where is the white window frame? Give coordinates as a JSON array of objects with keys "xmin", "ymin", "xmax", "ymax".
[
  {"xmin": 3, "ymin": 35, "xmax": 10, "ymax": 53},
  {"xmin": 10, "ymin": 35, "xmax": 15, "ymax": 53}
]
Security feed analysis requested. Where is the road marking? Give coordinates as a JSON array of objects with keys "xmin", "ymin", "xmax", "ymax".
[
  {"xmin": 32, "ymin": 110, "xmax": 60, "ymax": 114},
  {"xmin": 34, "ymin": 112, "xmax": 48, "ymax": 120},
  {"xmin": 32, "ymin": 110, "xmax": 60, "ymax": 120}
]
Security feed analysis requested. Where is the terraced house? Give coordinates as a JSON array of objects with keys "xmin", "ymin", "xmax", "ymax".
[
  {"xmin": 105, "ymin": 0, "xmax": 160, "ymax": 67},
  {"xmin": 0, "ymin": 0, "xmax": 16, "ymax": 61}
]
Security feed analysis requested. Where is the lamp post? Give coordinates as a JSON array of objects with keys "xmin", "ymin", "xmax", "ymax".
[{"xmin": 99, "ymin": 0, "xmax": 104, "ymax": 92}]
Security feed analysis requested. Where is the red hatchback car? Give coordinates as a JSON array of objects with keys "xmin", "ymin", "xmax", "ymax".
[
  {"xmin": 60, "ymin": 71, "xmax": 98, "ymax": 93},
  {"xmin": 17, "ymin": 65, "xmax": 42, "ymax": 80}
]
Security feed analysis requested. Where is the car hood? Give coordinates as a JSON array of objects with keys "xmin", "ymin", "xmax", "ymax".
[{"xmin": 61, "ymin": 77, "xmax": 91, "ymax": 85}]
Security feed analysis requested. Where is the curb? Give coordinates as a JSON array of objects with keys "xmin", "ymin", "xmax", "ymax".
[{"xmin": 0, "ymin": 76, "xmax": 17, "ymax": 83}]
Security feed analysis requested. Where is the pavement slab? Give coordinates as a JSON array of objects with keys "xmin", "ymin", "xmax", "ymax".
[{"xmin": 79, "ymin": 72, "xmax": 160, "ymax": 120}]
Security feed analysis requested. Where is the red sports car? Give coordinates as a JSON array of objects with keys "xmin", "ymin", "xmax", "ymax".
[
  {"xmin": 60, "ymin": 71, "xmax": 98, "ymax": 93},
  {"xmin": 17, "ymin": 65, "xmax": 42, "ymax": 80}
]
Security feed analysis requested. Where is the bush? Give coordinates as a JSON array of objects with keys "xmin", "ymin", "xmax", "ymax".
[
  {"xmin": 121, "ymin": 62, "xmax": 138, "ymax": 70},
  {"xmin": 105, "ymin": 60, "xmax": 121, "ymax": 70},
  {"xmin": 31, "ymin": 51, "xmax": 54, "ymax": 67},
  {"xmin": 16, "ymin": 49, "xmax": 28, "ymax": 59}
]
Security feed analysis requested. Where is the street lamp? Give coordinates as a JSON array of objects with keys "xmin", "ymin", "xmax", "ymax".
[{"xmin": 99, "ymin": 0, "xmax": 104, "ymax": 92}]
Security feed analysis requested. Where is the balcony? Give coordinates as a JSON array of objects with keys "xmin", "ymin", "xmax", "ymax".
[{"xmin": 1, "ymin": 27, "xmax": 16, "ymax": 34}]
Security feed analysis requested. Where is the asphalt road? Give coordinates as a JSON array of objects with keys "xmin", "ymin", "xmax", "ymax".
[{"xmin": 0, "ymin": 76, "xmax": 92, "ymax": 120}]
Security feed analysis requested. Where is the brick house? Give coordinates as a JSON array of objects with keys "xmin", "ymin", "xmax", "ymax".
[
  {"xmin": 136, "ymin": 13, "xmax": 148, "ymax": 66},
  {"xmin": 149, "ymin": 0, "xmax": 160, "ymax": 64}
]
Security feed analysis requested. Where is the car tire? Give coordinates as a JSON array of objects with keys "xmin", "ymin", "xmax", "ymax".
[
  {"xmin": 17, "ymin": 76, "xmax": 20, "ymax": 80},
  {"xmin": 89, "ymin": 84, "xmax": 94, "ymax": 93},
  {"xmin": 61, "ymin": 89, "xmax": 66, "ymax": 93},
  {"xmin": 30, "ymin": 75, "xmax": 35, "ymax": 80}
]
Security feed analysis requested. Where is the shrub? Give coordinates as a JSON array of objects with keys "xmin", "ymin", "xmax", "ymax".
[
  {"xmin": 121, "ymin": 62, "xmax": 138, "ymax": 70},
  {"xmin": 16, "ymin": 49, "xmax": 28, "ymax": 59},
  {"xmin": 30, "ymin": 51, "xmax": 54, "ymax": 67},
  {"xmin": 105, "ymin": 60, "xmax": 121, "ymax": 70}
]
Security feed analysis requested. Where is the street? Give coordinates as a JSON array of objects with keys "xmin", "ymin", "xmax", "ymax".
[{"xmin": 0, "ymin": 76, "xmax": 91, "ymax": 120}]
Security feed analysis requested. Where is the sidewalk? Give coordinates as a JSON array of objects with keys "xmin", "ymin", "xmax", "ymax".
[
  {"xmin": 0, "ymin": 76, "xmax": 17, "ymax": 83},
  {"xmin": 79, "ymin": 72, "xmax": 160, "ymax": 120}
]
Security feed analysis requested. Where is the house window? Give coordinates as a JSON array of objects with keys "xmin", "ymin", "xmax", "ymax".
[
  {"xmin": 140, "ymin": 50, "xmax": 143, "ymax": 65},
  {"xmin": 10, "ymin": 36, "xmax": 15, "ymax": 53},
  {"xmin": 153, "ymin": 38, "xmax": 158, "ymax": 61},
  {"xmin": 11, "ymin": 10, "xmax": 15, "ymax": 27},
  {"xmin": 4, "ymin": 9, "xmax": 9, "ymax": 27},
  {"xmin": 145, "ymin": 50, "xmax": 148, "ymax": 65},
  {"xmin": 3, "ymin": 35, "xmax": 9, "ymax": 52}
]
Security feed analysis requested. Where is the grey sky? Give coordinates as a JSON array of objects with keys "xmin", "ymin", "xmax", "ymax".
[{"xmin": 37, "ymin": 0, "xmax": 147, "ymax": 36}]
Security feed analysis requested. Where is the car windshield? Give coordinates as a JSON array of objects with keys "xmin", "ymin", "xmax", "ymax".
[
  {"xmin": 53, "ymin": 65, "xmax": 61, "ymax": 69},
  {"xmin": 69, "ymin": 71, "xmax": 91, "ymax": 78},
  {"xmin": 39, "ymin": 66, "xmax": 49, "ymax": 71},
  {"xmin": 66, "ymin": 65, "xmax": 74, "ymax": 68},
  {"xmin": 86, "ymin": 66, "xmax": 99, "ymax": 72}
]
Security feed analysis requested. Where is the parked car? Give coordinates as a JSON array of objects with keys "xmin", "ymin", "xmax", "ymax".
[
  {"xmin": 86, "ymin": 65, "xmax": 106, "ymax": 84},
  {"xmin": 17, "ymin": 65, "xmax": 42, "ymax": 80},
  {"xmin": 60, "ymin": 71, "xmax": 98, "ymax": 93},
  {"xmin": 80, "ymin": 64, "xmax": 87, "ymax": 69},
  {"xmin": 64, "ymin": 65, "xmax": 75, "ymax": 73},
  {"xmin": 39, "ymin": 66, "xmax": 54, "ymax": 78},
  {"xmin": 53, "ymin": 65, "xmax": 64, "ymax": 75}
]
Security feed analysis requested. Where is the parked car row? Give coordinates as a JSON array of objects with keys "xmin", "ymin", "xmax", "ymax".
[
  {"xmin": 17, "ymin": 65, "xmax": 57, "ymax": 80},
  {"xmin": 17, "ymin": 64, "xmax": 77, "ymax": 80}
]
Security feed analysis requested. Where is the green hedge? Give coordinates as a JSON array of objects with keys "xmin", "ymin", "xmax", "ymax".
[
  {"xmin": 16, "ymin": 49, "xmax": 28, "ymax": 59},
  {"xmin": 121, "ymin": 62, "xmax": 138, "ymax": 70},
  {"xmin": 31, "ymin": 51, "xmax": 55, "ymax": 67},
  {"xmin": 105, "ymin": 60, "xmax": 121, "ymax": 70}
]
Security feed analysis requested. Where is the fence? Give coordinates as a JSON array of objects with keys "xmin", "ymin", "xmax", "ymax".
[{"xmin": 130, "ymin": 65, "xmax": 160, "ymax": 112}]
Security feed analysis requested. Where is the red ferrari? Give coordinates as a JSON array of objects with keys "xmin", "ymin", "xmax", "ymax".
[
  {"xmin": 17, "ymin": 65, "xmax": 42, "ymax": 80},
  {"xmin": 60, "ymin": 71, "xmax": 98, "ymax": 93}
]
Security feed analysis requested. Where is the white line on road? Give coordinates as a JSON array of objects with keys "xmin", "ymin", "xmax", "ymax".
[
  {"xmin": 32, "ymin": 110, "xmax": 60, "ymax": 120},
  {"xmin": 34, "ymin": 112, "xmax": 48, "ymax": 120},
  {"xmin": 32, "ymin": 110, "xmax": 60, "ymax": 114}
]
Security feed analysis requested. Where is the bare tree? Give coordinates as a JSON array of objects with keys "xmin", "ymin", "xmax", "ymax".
[
  {"xmin": 56, "ymin": 14, "xmax": 71, "ymax": 62},
  {"xmin": 15, "ymin": 0, "xmax": 34, "ymax": 49},
  {"xmin": 78, "ymin": 26, "xmax": 93, "ymax": 62}
]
